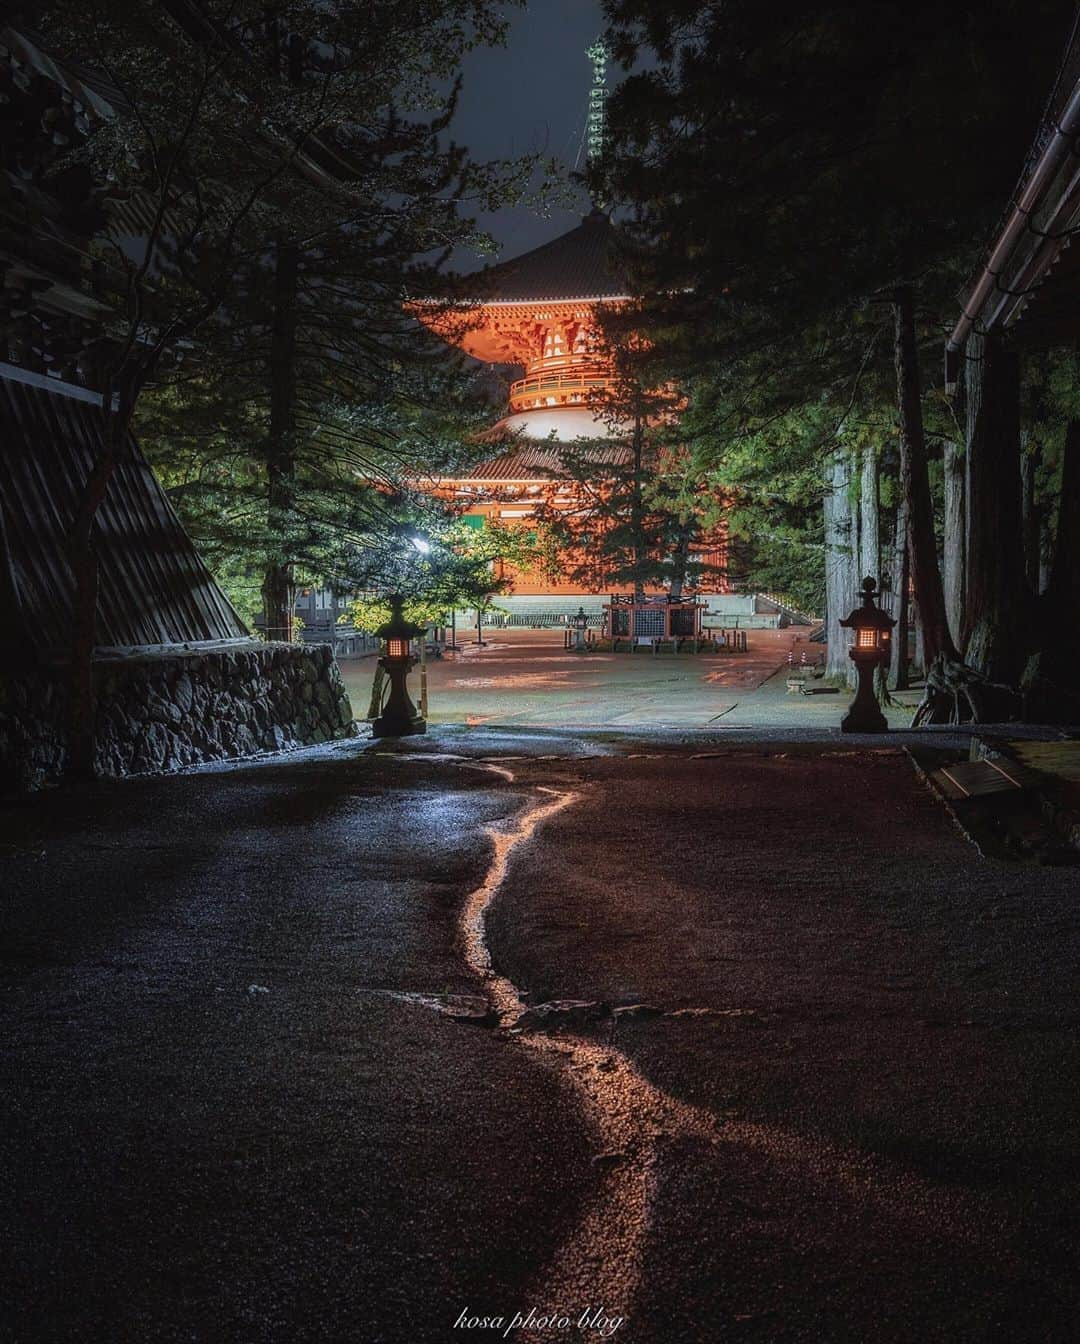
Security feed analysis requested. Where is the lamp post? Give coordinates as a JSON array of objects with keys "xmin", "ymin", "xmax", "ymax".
[
  {"xmin": 571, "ymin": 606, "xmax": 589, "ymax": 652},
  {"xmin": 372, "ymin": 594, "xmax": 427, "ymax": 738},
  {"xmin": 839, "ymin": 576, "xmax": 895, "ymax": 733}
]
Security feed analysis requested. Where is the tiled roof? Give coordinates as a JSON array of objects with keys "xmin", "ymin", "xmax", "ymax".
[
  {"xmin": 445, "ymin": 443, "xmax": 633, "ymax": 482},
  {"xmin": 475, "ymin": 210, "xmax": 628, "ymax": 303}
]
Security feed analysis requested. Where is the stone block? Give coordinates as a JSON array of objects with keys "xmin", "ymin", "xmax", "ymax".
[
  {"xmin": 231, "ymin": 724, "xmax": 258, "ymax": 756},
  {"xmin": 146, "ymin": 692, "xmax": 183, "ymax": 727},
  {"xmin": 174, "ymin": 674, "xmax": 194, "ymax": 715},
  {"xmin": 262, "ymin": 725, "xmax": 288, "ymax": 752},
  {"xmin": 132, "ymin": 722, "xmax": 169, "ymax": 772},
  {"xmin": 5, "ymin": 641, "xmax": 357, "ymax": 788}
]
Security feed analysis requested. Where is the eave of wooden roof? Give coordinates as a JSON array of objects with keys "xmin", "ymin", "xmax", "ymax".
[
  {"xmin": 423, "ymin": 442, "xmax": 633, "ymax": 484},
  {"xmin": 949, "ymin": 29, "xmax": 1080, "ymax": 361},
  {"xmin": 469, "ymin": 209, "xmax": 628, "ymax": 305}
]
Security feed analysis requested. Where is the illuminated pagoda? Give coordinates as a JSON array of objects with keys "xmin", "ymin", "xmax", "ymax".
[
  {"xmin": 437, "ymin": 206, "xmax": 628, "ymax": 442},
  {"xmin": 411, "ymin": 44, "xmax": 730, "ymax": 618}
]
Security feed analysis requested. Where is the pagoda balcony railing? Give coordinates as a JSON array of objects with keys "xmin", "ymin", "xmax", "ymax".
[{"xmin": 509, "ymin": 370, "xmax": 613, "ymax": 410}]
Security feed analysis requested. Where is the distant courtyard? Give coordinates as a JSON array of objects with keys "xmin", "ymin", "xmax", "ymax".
[{"xmin": 338, "ymin": 627, "xmax": 920, "ymax": 731}]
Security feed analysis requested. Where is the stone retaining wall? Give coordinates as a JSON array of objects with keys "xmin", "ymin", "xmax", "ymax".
[{"xmin": 1, "ymin": 642, "xmax": 358, "ymax": 791}]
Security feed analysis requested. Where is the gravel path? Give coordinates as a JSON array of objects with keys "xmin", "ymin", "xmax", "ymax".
[{"xmin": 2, "ymin": 732, "xmax": 1078, "ymax": 1343}]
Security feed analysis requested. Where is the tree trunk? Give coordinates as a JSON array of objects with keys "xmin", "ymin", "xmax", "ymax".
[
  {"xmin": 668, "ymin": 518, "xmax": 694, "ymax": 599},
  {"xmin": 858, "ymin": 440, "xmax": 879, "ymax": 583},
  {"xmin": 893, "ymin": 285, "xmax": 955, "ymax": 666},
  {"xmin": 913, "ymin": 607, "xmax": 926, "ymax": 677},
  {"xmin": 1046, "ymin": 419, "xmax": 1080, "ymax": 607},
  {"xmin": 263, "ymin": 238, "xmax": 299, "ymax": 642},
  {"xmin": 1038, "ymin": 526, "xmax": 1052, "ymax": 597},
  {"xmin": 1023, "ymin": 418, "xmax": 1080, "ymax": 720},
  {"xmin": 963, "ymin": 329, "xmax": 1028, "ymax": 683},
  {"xmin": 366, "ymin": 662, "xmax": 387, "ymax": 720},
  {"xmin": 1020, "ymin": 433, "xmax": 1042, "ymax": 593},
  {"xmin": 942, "ymin": 438, "xmax": 965, "ymax": 647},
  {"xmin": 68, "ymin": 527, "xmax": 102, "ymax": 781},
  {"xmin": 824, "ymin": 450, "xmax": 857, "ymax": 683},
  {"xmin": 630, "ymin": 407, "xmax": 647, "ymax": 602},
  {"xmin": 888, "ymin": 495, "xmax": 910, "ymax": 690}
]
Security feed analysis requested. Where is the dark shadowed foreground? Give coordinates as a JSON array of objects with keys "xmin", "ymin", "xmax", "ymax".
[{"xmin": 1, "ymin": 729, "xmax": 1078, "ymax": 1343}]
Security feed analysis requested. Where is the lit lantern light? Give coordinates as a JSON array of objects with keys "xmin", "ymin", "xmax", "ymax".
[
  {"xmin": 838, "ymin": 576, "xmax": 896, "ymax": 733},
  {"xmin": 372, "ymin": 594, "xmax": 427, "ymax": 739}
]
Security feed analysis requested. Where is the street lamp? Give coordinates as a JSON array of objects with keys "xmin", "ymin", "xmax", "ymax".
[
  {"xmin": 372, "ymin": 594, "xmax": 427, "ymax": 738},
  {"xmin": 571, "ymin": 605, "xmax": 589, "ymax": 652},
  {"xmin": 839, "ymin": 576, "xmax": 895, "ymax": 733}
]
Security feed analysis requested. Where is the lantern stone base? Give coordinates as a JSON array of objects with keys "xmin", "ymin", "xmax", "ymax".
[
  {"xmin": 840, "ymin": 703, "xmax": 888, "ymax": 734},
  {"xmin": 841, "ymin": 654, "xmax": 889, "ymax": 733},
  {"xmin": 371, "ymin": 713, "xmax": 426, "ymax": 739}
]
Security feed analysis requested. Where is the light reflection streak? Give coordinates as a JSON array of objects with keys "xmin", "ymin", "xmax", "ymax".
[
  {"xmin": 388, "ymin": 750, "xmax": 1002, "ymax": 1338},
  {"xmin": 458, "ymin": 776, "xmax": 719, "ymax": 1336},
  {"xmin": 457, "ymin": 764, "xmax": 1001, "ymax": 1342}
]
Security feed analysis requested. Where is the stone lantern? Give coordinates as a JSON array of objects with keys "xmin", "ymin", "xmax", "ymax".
[
  {"xmin": 839, "ymin": 576, "xmax": 895, "ymax": 733},
  {"xmin": 571, "ymin": 606, "xmax": 589, "ymax": 652},
  {"xmin": 372, "ymin": 594, "xmax": 427, "ymax": 738}
]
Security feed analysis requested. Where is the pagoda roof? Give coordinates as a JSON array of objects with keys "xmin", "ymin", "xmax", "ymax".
[
  {"xmin": 474, "ymin": 210, "xmax": 628, "ymax": 305},
  {"xmin": 439, "ymin": 442, "xmax": 633, "ymax": 483}
]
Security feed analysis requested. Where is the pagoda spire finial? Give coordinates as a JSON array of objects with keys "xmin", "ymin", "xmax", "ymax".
[
  {"xmin": 584, "ymin": 39, "xmax": 609, "ymax": 165},
  {"xmin": 577, "ymin": 38, "xmax": 611, "ymax": 202}
]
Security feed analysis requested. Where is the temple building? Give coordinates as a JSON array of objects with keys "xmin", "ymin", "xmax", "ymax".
[
  {"xmin": 438, "ymin": 207, "xmax": 628, "ymax": 442},
  {"xmin": 412, "ymin": 208, "xmax": 731, "ymax": 620},
  {"xmin": 397, "ymin": 37, "xmax": 729, "ymax": 620}
]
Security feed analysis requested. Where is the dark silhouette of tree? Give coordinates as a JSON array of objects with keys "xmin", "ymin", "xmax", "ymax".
[{"xmin": 31, "ymin": 0, "xmax": 531, "ymax": 772}]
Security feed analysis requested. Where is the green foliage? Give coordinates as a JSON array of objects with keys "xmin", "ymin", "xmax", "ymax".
[
  {"xmin": 44, "ymin": 0, "xmax": 554, "ymax": 619},
  {"xmin": 138, "ymin": 361, "xmax": 499, "ymax": 601},
  {"xmin": 601, "ymin": 0, "xmax": 1072, "ymax": 366},
  {"xmin": 526, "ymin": 313, "xmax": 726, "ymax": 595},
  {"xmin": 594, "ymin": 0, "xmax": 1074, "ymax": 605},
  {"xmin": 345, "ymin": 518, "xmax": 540, "ymax": 630},
  {"xmin": 37, "ymin": 0, "xmax": 533, "ymax": 360}
]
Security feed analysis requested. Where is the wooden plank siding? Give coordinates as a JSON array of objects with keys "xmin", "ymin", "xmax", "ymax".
[{"xmin": 0, "ymin": 371, "xmax": 249, "ymax": 656}]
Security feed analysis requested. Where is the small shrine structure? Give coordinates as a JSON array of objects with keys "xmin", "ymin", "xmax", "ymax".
[{"xmin": 603, "ymin": 594, "xmax": 707, "ymax": 644}]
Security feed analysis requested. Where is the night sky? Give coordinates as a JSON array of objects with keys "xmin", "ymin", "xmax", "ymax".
[{"xmin": 449, "ymin": 0, "xmax": 606, "ymax": 269}]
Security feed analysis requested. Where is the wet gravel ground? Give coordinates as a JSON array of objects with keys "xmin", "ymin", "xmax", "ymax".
[
  {"xmin": 2, "ymin": 726, "xmax": 1078, "ymax": 1343},
  {"xmin": 484, "ymin": 741, "xmax": 1080, "ymax": 1343},
  {"xmin": 1, "ymin": 744, "xmax": 592, "ymax": 1344}
]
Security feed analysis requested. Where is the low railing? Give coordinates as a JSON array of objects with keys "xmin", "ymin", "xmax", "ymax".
[
  {"xmin": 755, "ymin": 590, "xmax": 818, "ymax": 625},
  {"xmin": 508, "ymin": 371, "xmax": 611, "ymax": 409}
]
